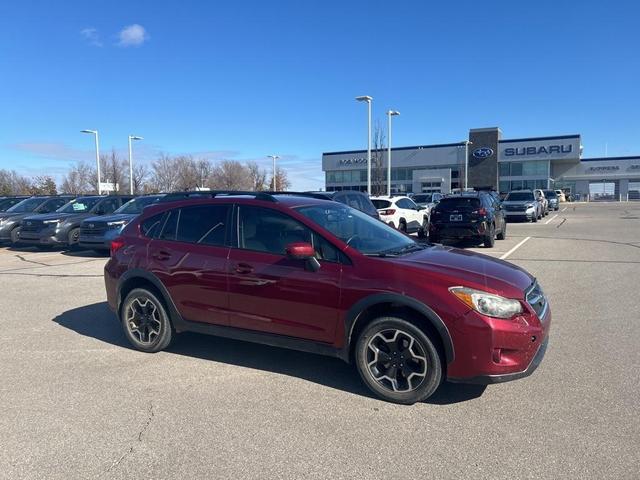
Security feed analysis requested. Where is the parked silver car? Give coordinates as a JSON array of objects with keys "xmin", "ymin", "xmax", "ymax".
[
  {"xmin": 501, "ymin": 190, "xmax": 543, "ymax": 222},
  {"xmin": 543, "ymin": 190, "xmax": 560, "ymax": 211}
]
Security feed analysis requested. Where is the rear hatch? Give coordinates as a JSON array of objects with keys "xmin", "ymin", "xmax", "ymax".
[{"xmin": 432, "ymin": 197, "xmax": 482, "ymax": 224}]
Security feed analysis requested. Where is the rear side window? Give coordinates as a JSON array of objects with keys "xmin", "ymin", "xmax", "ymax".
[
  {"xmin": 159, "ymin": 210, "xmax": 179, "ymax": 241},
  {"xmin": 141, "ymin": 213, "xmax": 165, "ymax": 238},
  {"xmin": 176, "ymin": 205, "xmax": 229, "ymax": 246},
  {"xmin": 371, "ymin": 199, "xmax": 392, "ymax": 209}
]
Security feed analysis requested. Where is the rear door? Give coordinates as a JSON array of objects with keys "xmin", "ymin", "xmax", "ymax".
[
  {"xmin": 227, "ymin": 205, "xmax": 342, "ymax": 343},
  {"xmin": 147, "ymin": 204, "xmax": 231, "ymax": 326}
]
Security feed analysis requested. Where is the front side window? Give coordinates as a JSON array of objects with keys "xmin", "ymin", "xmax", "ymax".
[
  {"xmin": 93, "ymin": 198, "xmax": 120, "ymax": 214},
  {"xmin": 296, "ymin": 204, "xmax": 417, "ymax": 256},
  {"xmin": 237, "ymin": 206, "xmax": 340, "ymax": 261}
]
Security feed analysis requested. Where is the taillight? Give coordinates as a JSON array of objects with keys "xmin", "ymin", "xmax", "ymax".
[
  {"xmin": 380, "ymin": 209, "xmax": 396, "ymax": 216},
  {"xmin": 110, "ymin": 237, "xmax": 125, "ymax": 256},
  {"xmin": 474, "ymin": 208, "xmax": 488, "ymax": 216}
]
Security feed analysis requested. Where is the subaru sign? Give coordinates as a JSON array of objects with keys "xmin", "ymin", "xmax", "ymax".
[
  {"xmin": 472, "ymin": 147, "xmax": 494, "ymax": 159},
  {"xmin": 504, "ymin": 144, "xmax": 573, "ymax": 157}
]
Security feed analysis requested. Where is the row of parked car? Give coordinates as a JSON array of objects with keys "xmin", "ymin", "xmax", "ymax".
[{"xmin": 0, "ymin": 194, "xmax": 166, "ymax": 250}]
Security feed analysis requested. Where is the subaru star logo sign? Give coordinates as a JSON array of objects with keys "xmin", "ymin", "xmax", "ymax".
[
  {"xmin": 472, "ymin": 147, "xmax": 494, "ymax": 159},
  {"xmin": 89, "ymin": 224, "xmax": 94, "ymax": 228}
]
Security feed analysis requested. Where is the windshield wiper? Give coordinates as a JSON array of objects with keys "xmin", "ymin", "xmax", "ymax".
[{"xmin": 379, "ymin": 243, "xmax": 425, "ymax": 256}]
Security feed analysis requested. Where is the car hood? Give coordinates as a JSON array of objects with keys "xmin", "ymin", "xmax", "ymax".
[
  {"xmin": 393, "ymin": 245, "xmax": 534, "ymax": 296},
  {"xmin": 83, "ymin": 213, "xmax": 136, "ymax": 224},
  {"xmin": 24, "ymin": 212, "xmax": 90, "ymax": 222},
  {"xmin": 0, "ymin": 212, "xmax": 27, "ymax": 221}
]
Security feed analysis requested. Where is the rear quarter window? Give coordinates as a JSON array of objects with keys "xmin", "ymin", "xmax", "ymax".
[
  {"xmin": 141, "ymin": 213, "xmax": 165, "ymax": 238},
  {"xmin": 371, "ymin": 199, "xmax": 392, "ymax": 209}
]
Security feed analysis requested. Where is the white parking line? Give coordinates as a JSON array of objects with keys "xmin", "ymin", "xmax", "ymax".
[
  {"xmin": 561, "ymin": 207, "xmax": 567, "ymax": 212},
  {"xmin": 500, "ymin": 236, "xmax": 531, "ymax": 260},
  {"xmin": 545, "ymin": 214, "xmax": 558, "ymax": 224}
]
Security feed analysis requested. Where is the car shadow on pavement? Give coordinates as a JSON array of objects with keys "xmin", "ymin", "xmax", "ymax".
[
  {"xmin": 60, "ymin": 249, "xmax": 109, "ymax": 258},
  {"xmin": 53, "ymin": 302, "xmax": 487, "ymax": 405}
]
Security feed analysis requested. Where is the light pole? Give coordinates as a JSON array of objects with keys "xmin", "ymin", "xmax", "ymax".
[
  {"xmin": 461, "ymin": 140, "xmax": 473, "ymax": 191},
  {"xmin": 267, "ymin": 155, "xmax": 280, "ymax": 190},
  {"xmin": 81, "ymin": 129, "xmax": 101, "ymax": 194},
  {"xmin": 128, "ymin": 135, "xmax": 143, "ymax": 194},
  {"xmin": 355, "ymin": 95, "xmax": 372, "ymax": 194},
  {"xmin": 386, "ymin": 110, "xmax": 400, "ymax": 196}
]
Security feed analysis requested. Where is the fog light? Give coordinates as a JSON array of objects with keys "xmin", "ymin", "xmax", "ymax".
[{"xmin": 492, "ymin": 348, "xmax": 502, "ymax": 363}]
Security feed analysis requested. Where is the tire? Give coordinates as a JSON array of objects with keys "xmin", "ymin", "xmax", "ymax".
[
  {"xmin": 10, "ymin": 227, "xmax": 20, "ymax": 244},
  {"xmin": 417, "ymin": 219, "xmax": 428, "ymax": 239},
  {"xmin": 355, "ymin": 316, "xmax": 442, "ymax": 404},
  {"xmin": 484, "ymin": 224, "xmax": 496, "ymax": 248},
  {"xmin": 399, "ymin": 220, "xmax": 407, "ymax": 233},
  {"xmin": 496, "ymin": 222, "xmax": 506, "ymax": 240},
  {"xmin": 532, "ymin": 214, "xmax": 538, "ymax": 223},
  {"xmin": 121, "ymin": 288, "xmax": 174, "ymax": 353},
  {"xmin": 68, "ymin": 228, "xmax": 80, "ymax": 248}
]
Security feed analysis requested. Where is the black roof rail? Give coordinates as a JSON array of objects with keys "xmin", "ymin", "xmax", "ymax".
[{"xmin": 159, "ymin": 190, "xmax": 278, "ymax": 203}]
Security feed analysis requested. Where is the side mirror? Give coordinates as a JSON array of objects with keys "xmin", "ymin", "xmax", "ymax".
[{"xmin": 285, "ymin": 242, "xmax": 320, "ymax": 272}]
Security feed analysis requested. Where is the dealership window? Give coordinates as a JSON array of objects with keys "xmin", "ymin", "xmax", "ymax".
[
  {"xmin": 499, "ymin": 181, "xmax": 510, "ymax": 194},
  {"xmin": 326, "ymin": 171, "xmax": 336, "ymax": 183},
  {"xmin": 499, "ymin": 163, "xmax": 510, "ymax": 177},
  {"xmin": 510, "ymin": 162, "xmax": 523, "ymax": 176}
]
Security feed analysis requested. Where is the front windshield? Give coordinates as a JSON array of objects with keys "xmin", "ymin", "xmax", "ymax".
[
  {"xmin": 7, "ymin": 197, "xmax": 43, "ymax": 213},
  {"xmin": 506, "ymin": 192, "xmax": 535, "ymax": 202},
  {"xmin": 296, "ymin": 204, "xmax": 419, "ymax": 256},
  {"xmin": 543, "ymin": 190, "xmax": 557, "ymax": 198},
  {"xmin": 115, "ymin": 196, "xmax": 163, "ymax": 214},
  {"xmin": 57, "ymin": 197, "xmax": 101, "ymax": 214}
]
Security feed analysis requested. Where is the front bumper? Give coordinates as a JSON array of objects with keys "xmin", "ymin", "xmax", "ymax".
[
  {"xmin": 18, "ymin": 226, "xmax": 69, "ymax": 246},
  {"xmin": 446, "ymin": 292, "xmax": 551, "ymax": 385},
  {"xmin": 504, "ymin": 209, "xmax": 536, "ymax": 220}
]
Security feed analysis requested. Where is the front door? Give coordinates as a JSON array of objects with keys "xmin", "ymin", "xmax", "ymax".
[{"xmin": 227, "ymin": 205, "xmax": 342, "ymax": 343}]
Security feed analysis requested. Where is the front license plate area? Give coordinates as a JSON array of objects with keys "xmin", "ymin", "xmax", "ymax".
[{"xmin": 450, "ymin": 214, "xmax": 463, "ymax": 221}]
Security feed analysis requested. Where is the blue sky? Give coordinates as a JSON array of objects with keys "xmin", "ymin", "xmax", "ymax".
[{"xmin": 1, "ymin": 0, "xmax": 639, "ymax": 190}]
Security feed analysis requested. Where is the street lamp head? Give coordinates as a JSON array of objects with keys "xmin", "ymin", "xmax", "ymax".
[
  {"xmin": 130, "ymin": 135, "xmax": 143, "ymax": 141},
  {"xmin": 355, "ymin": 95, "xmax": 373, "ymax": 103},
  {"xmin": 81, "ymin": 129, "xmax": 97, "ymax": 134},
  {"xmin": 267, "ymin": 155, "xmax": 280, "ymax": 160},
  {"xmin": 387, "ymin": 110, "xmax": 400, "ymax": 116}
]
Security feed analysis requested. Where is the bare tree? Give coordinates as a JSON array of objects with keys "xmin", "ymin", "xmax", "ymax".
[
  {"xmin": 151, "ymin": 153, "xmax": 180, "ymax": 192},
  {"xmin": 98, "ymin": 150, "xmax": 126, "ymax": 194},
  {"xmin": 196, "ymin": 158, "xmax": 213, "ymax": 189},
  {"xmin": 60, "ymin": 161, "xmax": 95, "ymax": 194},
  {"xmin": 246, "ymin": 161, "xmax": 268, "ymax": 191},
  {"xmin": 174, "ymin": 156, "xmax": 201, "ymax": 191},
  {"xmin": 132, "ymin": 163, "xmax": 149, "ymax": 194},
  {"xmin": 30, "ymin": 176, "xmax": 57, "ymax": 195},
  {"xmin": 0, "ymin": 169, "xmax": 32, "ymax": 195},
  {"xmin": 210, "ymin": 160, "xmax": 252, "ymax": 190},
  {"xmin": 371, "ymin": 122, "xmax": 386, "ymax": 196},
  {"xmin": 268, "ymin": 167, "xmax": 291, "ymax": 191}
]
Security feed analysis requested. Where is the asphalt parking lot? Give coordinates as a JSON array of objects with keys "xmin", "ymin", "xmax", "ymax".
[{"xmin": 1, "ymin": 202, "xmax": 639, "ymax": 479}]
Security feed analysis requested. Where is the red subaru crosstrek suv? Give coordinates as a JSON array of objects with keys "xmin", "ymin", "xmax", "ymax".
[{"xmin": 104, "ymin": 192, "xmax": 550, "ymax": 404}]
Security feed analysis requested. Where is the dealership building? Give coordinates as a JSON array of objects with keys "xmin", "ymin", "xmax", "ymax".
[{"xmin": 322, "ymin": 127, "xmax": 640, "ymax": 200}]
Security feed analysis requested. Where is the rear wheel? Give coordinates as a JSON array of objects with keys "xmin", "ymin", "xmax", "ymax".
[
  {"xmin": 399, "ymin": 220, "xmax": 407, "ymax": 233},
  {"xmin": 417, "ymin": 218, "xmax": 428, "ymax": 239},
  {"xmin": 355, "ymin": 316, "xmax": 442, "ymax": 404},
  {"xmin": 497, "ymin": 221, "xmax": 507, "ymax": 240},
  {"xmin": 121, "ymin": 288, "xmax": 174, "ymax": 353},
  {"xmin": 484, "ymin": 224, "xmax": 496, "ymax": 248}
]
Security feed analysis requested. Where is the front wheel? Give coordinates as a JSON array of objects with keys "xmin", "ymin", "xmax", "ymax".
[
  {"xmin": 121, "ymin": 288, "xmax": 174, "ymax": 353},
  {"xmin": 68, "ymin": 228, "xmax": 80, "ymax": 248},
  {"xmin": 355, "ymin": 317, "xmax": 442, "ymax": 404},
  {"xmin": 10, "ymin": 227, "xmax": 20, "ymax": 243}
]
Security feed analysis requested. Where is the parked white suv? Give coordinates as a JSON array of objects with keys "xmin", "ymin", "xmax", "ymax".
[{"xmin": 371, "ymin": 195, "xmax": 428, "ymax": 237}]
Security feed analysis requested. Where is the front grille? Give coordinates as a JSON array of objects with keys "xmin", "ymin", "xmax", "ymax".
[
  {"xmin": 526, "ymin": 281, "xmax": 547, "ymax": 318},
  {"xmin": 21, "ymin": 220, "xmax": 45, "ymax": 233},
  {"xmin": 505, "ymin": 205, "xmax": 526, "ymax": 212},
  {"xmin": 81, "ymin": 222, "xmax": 108, "ymax": 236}
]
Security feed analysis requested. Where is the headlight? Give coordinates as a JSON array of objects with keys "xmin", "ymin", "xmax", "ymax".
[
  {"xmin": 43, "ymin": 219, "xmax": 60, "ymax": 224},
  {"xmin": 107, "ymin": 220, "xmax": 129, "ymax": 227},
  {"xmin": 449, "ymin": 286, "xmax": 523, "ymax": 319},
  {"xmin": 525, "ymin": 203, "xmax": 534, "ymax": 208}
]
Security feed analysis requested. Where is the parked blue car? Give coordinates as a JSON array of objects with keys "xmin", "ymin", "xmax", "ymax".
[{"xmin": 79, "ymin": 194, "xmax": 165, "ymax": 251}]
